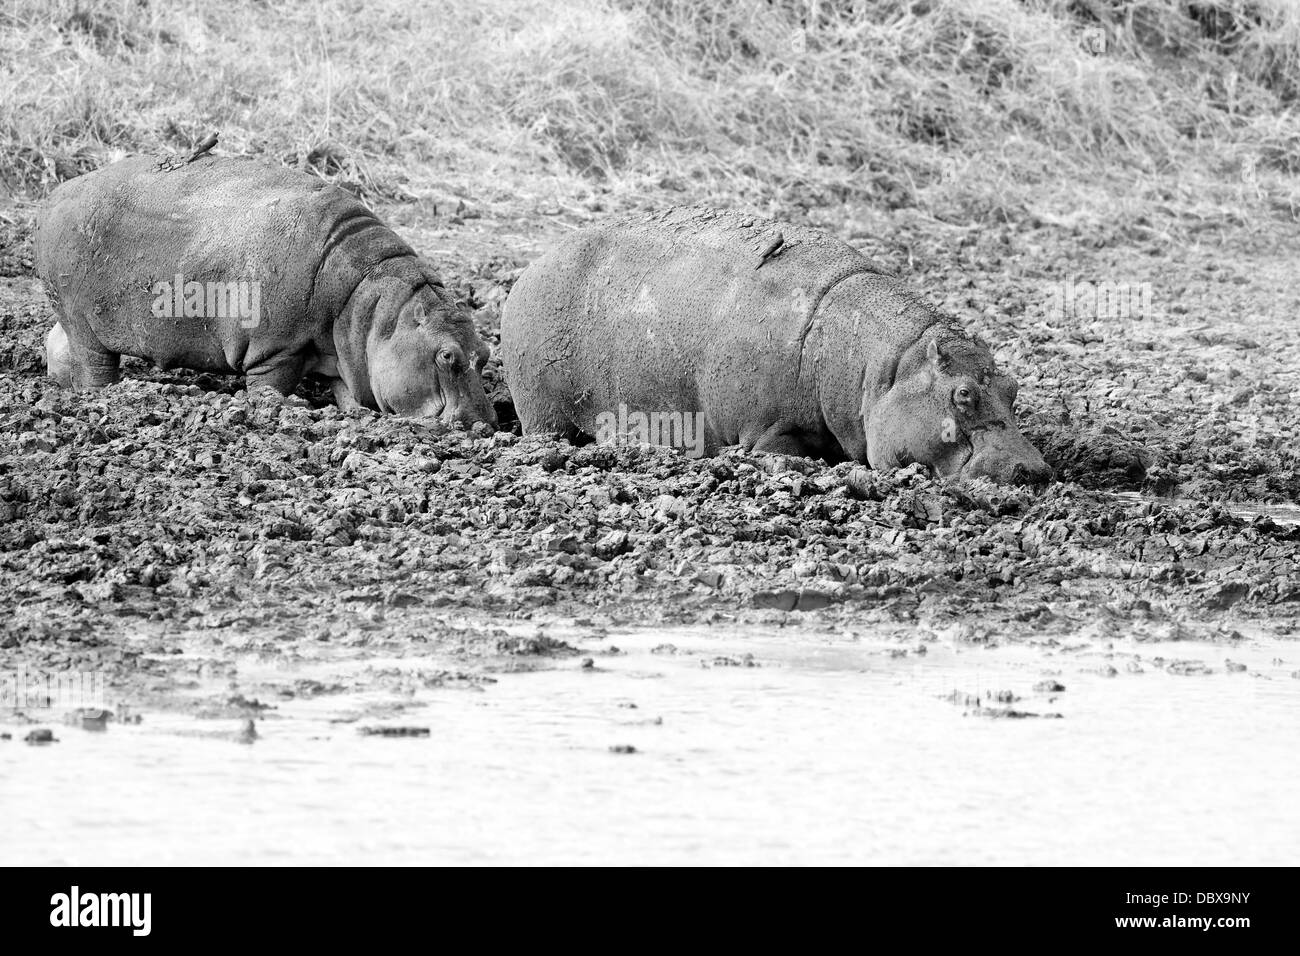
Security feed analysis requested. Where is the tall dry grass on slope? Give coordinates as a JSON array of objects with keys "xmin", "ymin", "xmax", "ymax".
[{"xmin": 1, "ymin": 0, "xmax": 1297, "ymax": 224}]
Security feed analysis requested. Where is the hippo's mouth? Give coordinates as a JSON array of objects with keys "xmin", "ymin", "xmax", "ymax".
[
  {"xmin": 935, "ymin": 429, "xmax": 976, "ymax": 478},
  {"xmin": 372, "ymin": 384, "xmax": 445, "ymax": 421},
  {"xmin": 881, "ymin": 429, "xmax": 973, "ymax": 477},
  {"xmin": 951, "ymin": 445, "xmax": 976, "ymax": 476},
  {"xmin": 948, "ymin": 427, "xmax": 980, "ymax": 476},
  {"xmin": 430, "ymin": 375, "xmax": 454, "ymax": 421}
]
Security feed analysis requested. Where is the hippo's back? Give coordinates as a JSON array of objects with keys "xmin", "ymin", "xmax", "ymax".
[
  {"xmin": 501, "ymin": 206, "xmax": 880, "ymax": 445},
  {"xmin": 35, "ymin": 155, "xmax": 410, "ymax": 373},
  {"xmin": 36, "ymin": 155, "xmax": 362, "ymax": 279}
]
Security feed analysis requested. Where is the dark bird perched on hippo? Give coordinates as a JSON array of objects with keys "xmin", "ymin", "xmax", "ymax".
[
  {"xmin": 35, "ymin": 154, "xmax": 497, "ymax": 428},
  {"xmin": 500, "ymin": 206, "xmax": 1051, "ymax": 484}
]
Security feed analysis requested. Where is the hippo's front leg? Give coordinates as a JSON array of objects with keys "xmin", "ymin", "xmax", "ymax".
[
  {"xmin": 745, "ymin": 421, "xmax": 818, "ymax": 458},
  {"xmin": 61, "ymin": 327, "xmax": 121, "ymax": 390},
  {"xmin": 43, "ymin": 310, "xmax": 119, "ymax": 389},
  {"xmin": 244, "ymin": 352, "xmax": 307, "ymax": 397},
  {"xmin": 329, "ymin": 378, "xmax": 364, "ymax": 411}
]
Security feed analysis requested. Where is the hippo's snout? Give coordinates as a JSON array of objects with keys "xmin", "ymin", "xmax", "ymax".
[
  {"xmin": 964, "ymin": 438, "xmax": 1053, "ymax": 486},
  {"xmin": 441, "ymin": 395, "xmax": 498, "ymax": 431},
  {"xmin": 1010, "ymin": 459, "xmax": 1054, "ymax": 485},
  {"xmin": 434, "ymin": 369, "xmax": 499, "ymax": 432}
]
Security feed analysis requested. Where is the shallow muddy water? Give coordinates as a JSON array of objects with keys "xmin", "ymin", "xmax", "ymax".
[
  {"xmin": 2, "ymin": 625, "xmax": 1296, "ymax": 866},
  {"xmin": 1106, "ymin": 491, "xmax": 1300, "ymax": 526}
]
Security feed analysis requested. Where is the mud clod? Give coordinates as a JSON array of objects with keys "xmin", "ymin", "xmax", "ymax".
[
  {"xmin": 70, "ymin": 708, "xmax": 111, "ymax": 730},
  {"xmin": 1166, "ymin": 661, "xmax": 1213, "ymax": 676},
  {"xmin": 359, "ymin": 726, "xmax": 431, "ymax": 738}
]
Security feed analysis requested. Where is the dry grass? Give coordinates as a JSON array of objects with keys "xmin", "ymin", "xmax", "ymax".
[{"xmin": 1, "ymin": 0, "xmax": 1298, "ymax": 224}]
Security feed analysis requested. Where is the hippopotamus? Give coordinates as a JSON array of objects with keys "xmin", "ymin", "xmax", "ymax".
[
  {"xmin": 500, "ymin": 206, "xmax": 1050, "ymax": 483},
  {"xmin": 34, "ymin": 153, "xmax": 496, "ymax": 427}
]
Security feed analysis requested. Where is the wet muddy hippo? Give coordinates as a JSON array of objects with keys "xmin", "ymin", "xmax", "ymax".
[
  {"xmin": 35, "ymin": 154, "xmax": 496, "ymax": 427},
  {"xmin": 500, "ymin": 206, "xmax": 1050, "ymax": 483}
]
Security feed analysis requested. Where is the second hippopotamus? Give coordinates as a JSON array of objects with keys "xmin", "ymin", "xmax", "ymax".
[
  {"xmin": 501, "ymin": 206, "xmax": 1050, "ymax": 484},
  {"xmin": 35, "ymin": 153, "xmax": 496, "ymax": 428}
]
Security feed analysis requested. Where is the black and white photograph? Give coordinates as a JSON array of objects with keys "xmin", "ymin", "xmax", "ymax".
[{"xmin": 0, "ymin": 0, "xmax": 1296, "ymax": 893}]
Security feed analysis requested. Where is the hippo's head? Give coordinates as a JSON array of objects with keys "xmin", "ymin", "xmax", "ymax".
[
  {"xmin": 864, "ymin": 332, "xmax": 1051, "ymax": 485},
  {"xmin": 368, "ymin": 295, "xmax": 498, "ymax": 429}
]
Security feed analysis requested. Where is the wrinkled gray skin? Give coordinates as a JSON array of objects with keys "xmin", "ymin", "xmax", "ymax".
[
  {"xmin": 35, "ymin": 155, "xmax": 496, "ymax": 428},
  {"xmin": 501, "ymin": 206, "xmax": 1050, "ymax": 484}
]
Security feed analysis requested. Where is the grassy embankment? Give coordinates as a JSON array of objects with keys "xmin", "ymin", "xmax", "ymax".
[{"xmin": 0, "ymin": 0, "xmax": 1297, "ymax": 231}]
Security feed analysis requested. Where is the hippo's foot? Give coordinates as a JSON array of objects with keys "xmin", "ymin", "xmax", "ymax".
[
  {"xmin": 746, "ymin": 423, "xmax": 818, "ymax": 459},
  {"xmin": 60, "ymin": 334, "xmax": 121, "ymax": 390},
  {"xmin": 46, "ymin": 322, "xmax": 119, "ymax": 388},
  {"xmin": 244, "ymin": 359, "xmax": 308, "ymax": 405},
  {"xmin": 329, "ymin": 378, "xmax": 364, "ymax": 411}
]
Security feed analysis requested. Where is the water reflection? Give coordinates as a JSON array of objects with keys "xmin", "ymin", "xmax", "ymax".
[{"xmin": 1, "ymin": 627, "xmax": 1295, "ymax": 865}]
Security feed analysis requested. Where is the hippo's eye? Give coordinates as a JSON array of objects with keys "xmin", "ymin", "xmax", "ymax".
[
  {"xmin": 953, "ymin": 385, "xmax": 974, "ymax": 405},
  {"xmin": 438, "ymin": 349, "xmax": 458, "ymax": 367}
]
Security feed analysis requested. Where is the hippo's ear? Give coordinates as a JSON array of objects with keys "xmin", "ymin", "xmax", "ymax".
[{"xmin": 927, "ymin": 336, "xmax": 951, "ymax": 373}]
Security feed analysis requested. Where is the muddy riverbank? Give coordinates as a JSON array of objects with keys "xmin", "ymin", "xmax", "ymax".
[
  {"xmin": 2, "ymin": 198, "xmax": 1298, "ymax": 864},
  {"xmin": 1, "ymin": 202, "xmax": 1298, "ymax": 759}
]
